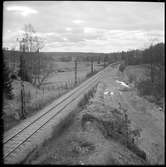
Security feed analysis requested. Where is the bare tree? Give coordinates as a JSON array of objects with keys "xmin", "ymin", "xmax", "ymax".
[
  {"xmin": 17, "ymin": 24, "xmax": 54, "ymax": 88},
  {"xmin": 148, "ymin": 38, "xmax": 158, "ymax": 85},
  {"xmin": 22, "ymin": 24, "xmax": 44, "ymax": 52},
  {"xmin": 35, "ymin": 56, "xmax": 55, "ymax": 88}
]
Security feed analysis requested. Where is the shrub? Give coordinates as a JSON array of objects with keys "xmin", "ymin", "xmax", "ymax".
[
  {"xmin": 10, "ymin": 73, "xmax": 18, "ymax": 80},
  {"xmin": 86, "ymin": 70, "xmax": 98, "ymax": 78},
  {"xmin": 127, "ymin": 142, "xmax": 147, "ymax": 160},
  {"xmin": 3, "ymin": 63, "xmax": 14, "ymax": 99},
  {"xmin": 18, "ymin": 68, "xmax": 32, "ymax": 83},
  {"xmin": 119, "ymin": 63, "xmax": 126, "ymax": 72},
  {"xmin": 136, "ymin": 80, "xmax": 153, "ymax": 96},
  {"xmin": 128, "ymin": 74, "xmax": 136, "ymax": 83},
  {"xmin": 136, "ymin": 79, "xmax": 164, "ymax": 101},
  {"xmin": 78, "ymin": 87, "xmax": 96, "ymax": 108}
]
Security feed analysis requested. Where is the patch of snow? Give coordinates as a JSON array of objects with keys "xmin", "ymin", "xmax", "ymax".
[
  {"xmin": 116, "ymin": 80, "xmax": 130, "ymax": 88},
  {"xmin": 110, "ymin": 91, "xmax": 114, "ymax": 95},
  {"xmin": 104, "ymin": 89, "xmax": 114, "ymax": 96},
  {"xmin": 104, "ymin": 91, "xmax": 109, "ymax": 95},
  {"xmin": 80, "ymin": 160, "xmax": 85, "ymax": 165}
]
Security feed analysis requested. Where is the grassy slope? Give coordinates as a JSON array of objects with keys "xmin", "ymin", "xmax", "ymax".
[
  {"xmin": 24, "ymin": 83, "xmax": 146, "ymax": 165},
  {"xmin": 3, "ymin": 62, "xmax": 103, "ymax": 132},
  {"xmin": 124, "ymin": 64, "xmax": 164, "ymax": 107},
  {"xmin": 119, "ymin": 65, "xmax": 164, "ymax": 164}
]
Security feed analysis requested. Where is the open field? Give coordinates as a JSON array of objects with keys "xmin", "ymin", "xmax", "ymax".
[
  {"xmin": 3, "ymin": 2, "xmax": 164, "ymax": 165},
  {"xmin": 3, "ymin": 62, "xmax": 164, "ymax": 165},
  {"xmin": 44, "ymin": 61, "xmax": 103, "ymax": 86},
  {"xmin": 3, "ymin": 60, "xmax": 103, "ymax": 132},
  {"xmin": 3, "ymin": 63, "xmax": 106, "ymax": 164}
]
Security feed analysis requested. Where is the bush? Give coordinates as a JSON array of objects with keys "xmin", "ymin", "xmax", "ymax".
[
  {"xmin": 78, "ymin": 87, "xmax": 96, "ymax": 108},
  {"xmin": 11, "ymin": 73, "xmax": 18, "ymax": 80},
  {"xmin": 119, "ymin": 63, "xmax": 126, "ymax": 72},
  {"xmin": 128, "ymin": 74, "xmax": 136, "ymax": 83},
  {"xmin": 136, "ymin": 80, "xmax": 153, "ymax": 96},
  {"xmin": 86, "ymin": 70, "xmax": 98, "ymax": 78},
  {"xmin": 18, "ymin": 68, "xmax": 32, "ymax": 83},
  {"xmin": 127, "ymin": 142, "xmax": 147, "ymax": 160},
  {"xmin": 3, "ymin": 63, "xmax": 14, "ymax": 99},
  {"xmin": 137, "ymin": 79, "xmax": 164, "ymax": 99}
]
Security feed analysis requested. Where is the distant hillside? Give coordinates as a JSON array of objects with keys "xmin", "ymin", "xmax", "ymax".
[
  {"xmin": 3, "ymin": 50, "xmax": 110, "ymax": 65},
  {"xmin": 40, "ymin": 52, "xmax": 108, "ymax": 58},
  {"xmin": 3, "ymin": 50, "xmax": 108, "ymax": 58}
]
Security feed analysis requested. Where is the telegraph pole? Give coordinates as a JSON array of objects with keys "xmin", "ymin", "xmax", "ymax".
[
  {"xmin": 149, "ymin": 38, "xmax": 157, "ymax": 85},
  {"xmin": 91, "ymin": 57, "xmax": 93, "ymax": 73},
  {"xmin": 150, "ymin": 44, "xmax": 154, "ymax": 84},
  {"xmin": 126, "ymin": 51, "xmax": 128, "ymax": 66},
  {"xmin": 104, "ymin": 56, "xmax": 106, "ymax": 68},
  {"xmin": 19, "ymin": 38, "xmax": 26, "ymax": 119},
  {"xmin": 74, "ymin": 58, "xmax": 77, "ymax": 85}
]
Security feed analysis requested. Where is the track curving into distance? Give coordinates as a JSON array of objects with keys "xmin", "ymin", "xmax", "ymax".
[{"xmin": 3, "ymin": 62, "xmax": 119, "ymax": 163}]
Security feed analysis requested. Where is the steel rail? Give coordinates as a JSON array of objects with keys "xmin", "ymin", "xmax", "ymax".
[
  {"xmin": 4, "ymin": 73, "xmax": 99, "ymax": 159},
  {"xmin": 4, "ymin": 64, "xmax": 106, "ymax": 143},
  {"xmin": 4, "ymin": 61, "xmax": 118, "ymax": 143},
  {"xmin": 3, "ymin": 62, "xmax": 119, "ymax": 163}
]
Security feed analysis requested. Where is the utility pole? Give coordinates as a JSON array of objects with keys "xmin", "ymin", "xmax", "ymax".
[
  {"xmin": 104, "ymin": 56, "xmax": 106, "ymax": 68},
  {"xmin": 97, "ymin": 55, "xmax": 100, "ymax": 64},
  {"xmin": 19, "ymin": 38, "xmax": 26, "ymax": 119},
  {"xmin": 149, "ymin": 38, "xmax": 157, "ymax": 85},
  {"xmin": 37, "ymin": 48, "xmax": 40, "ymax": 87},
  {"xmin": 91, "ymin": 57, "xmax": 93, "ymax": 73},
  {"xmin": 74, "ymin": 59, "xmax": 77, "ymax": 85},
  {"xmin": 126, "ymin": 52, "xmax": 128, "ymax": 66},
  {"xmin": 150, "ymin": 45, "xmax": 154, "ymax": 84}
]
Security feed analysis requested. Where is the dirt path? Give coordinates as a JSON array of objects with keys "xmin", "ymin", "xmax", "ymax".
[{"xmin": 102, "ymin": 66, "xmax": 164, "ymax": 164}]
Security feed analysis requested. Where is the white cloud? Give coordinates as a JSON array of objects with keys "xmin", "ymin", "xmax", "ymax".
[
  {"xmin": 66, "ymin": 27, "xmax": 72, "ymax": 31},
  {"xmin": 63, "ymin": 37, "xmax": 68, "ymax": 41},
  {"xmin": 3, "ymin": 2, "xmax": 164, "ymax": 52},
  {"xmin": 83, "ymin": 27, "xmax": 97, "ymax": 33},
  {"xmin": 72, "ymin": 19, "xmax": 84, "ymax": 24},
  {"xmin": 37, "ymin": 32, "xmax": 59, "ymax": 37},
  {"xmin": 6, "ymin": 5, "xmax": 38, "ymax": 16}
]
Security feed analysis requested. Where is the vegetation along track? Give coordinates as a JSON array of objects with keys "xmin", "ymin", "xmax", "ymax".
[{"xmin": 3, "ymin": 62, "xmax": 119, "ymax": 164}]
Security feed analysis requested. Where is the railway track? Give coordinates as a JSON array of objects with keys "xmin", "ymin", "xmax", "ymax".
[{"xmin": 3, "ymin": 62, "xmax": 119, "ymax": 164}]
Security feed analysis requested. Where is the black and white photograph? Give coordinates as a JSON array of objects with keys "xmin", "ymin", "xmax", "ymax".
[{"xmin": 2, "ymin": 1, "xmax": 165, "ymax": 165}]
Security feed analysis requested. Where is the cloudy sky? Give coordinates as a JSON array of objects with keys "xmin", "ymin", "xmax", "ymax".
[{"xmin": 3, "ymin": 1, "xmax": 164, "ymax": 53}]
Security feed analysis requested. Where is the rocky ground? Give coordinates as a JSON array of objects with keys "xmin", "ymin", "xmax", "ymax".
[{"xmin": 23, "ymin": 65, "xmax": 164, "ymax": 165}]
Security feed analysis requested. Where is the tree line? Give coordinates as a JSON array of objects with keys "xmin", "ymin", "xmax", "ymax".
[{"xmin": 3, "ymin": 23, "xmax": 164, "ymax": 101}]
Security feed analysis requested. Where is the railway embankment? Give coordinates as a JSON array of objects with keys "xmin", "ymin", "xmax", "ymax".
[
  {"xmin": 25, "ymin": 82, "xmax": 147, "ymax": 165},
  {"xmin": 3, "ymin": 62, "xmax": 110, "ymax": 164}
]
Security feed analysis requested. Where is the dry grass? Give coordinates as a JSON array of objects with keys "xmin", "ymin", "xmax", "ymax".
[
  {"xmin": 125, "ymin": 65, "xmax": 150, "ymax": 83},
  {"xmin": 80, "ymin": 83, "xmax": 147, "ymax": 162},
  {"xmin": 125, "ymin": 65, "xmax": 164, "ymax": 107},
  {"xmin": 78, "ymin": 86, "xmax": 97, "ymax": 108},
  {"xmin": 3, "ymin": 65, "xmax": 97, "ymax": 132},
  {"xmin": 22, "ymin": 85, "xmax": 97, "ymax": 164},
  {"xmin": 3, "ymin": 61, "xmax": 102, "ymax": 131},
  {"xmin": 3, "ymin": 79, "xmax": 75, "ymax": 131}
]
